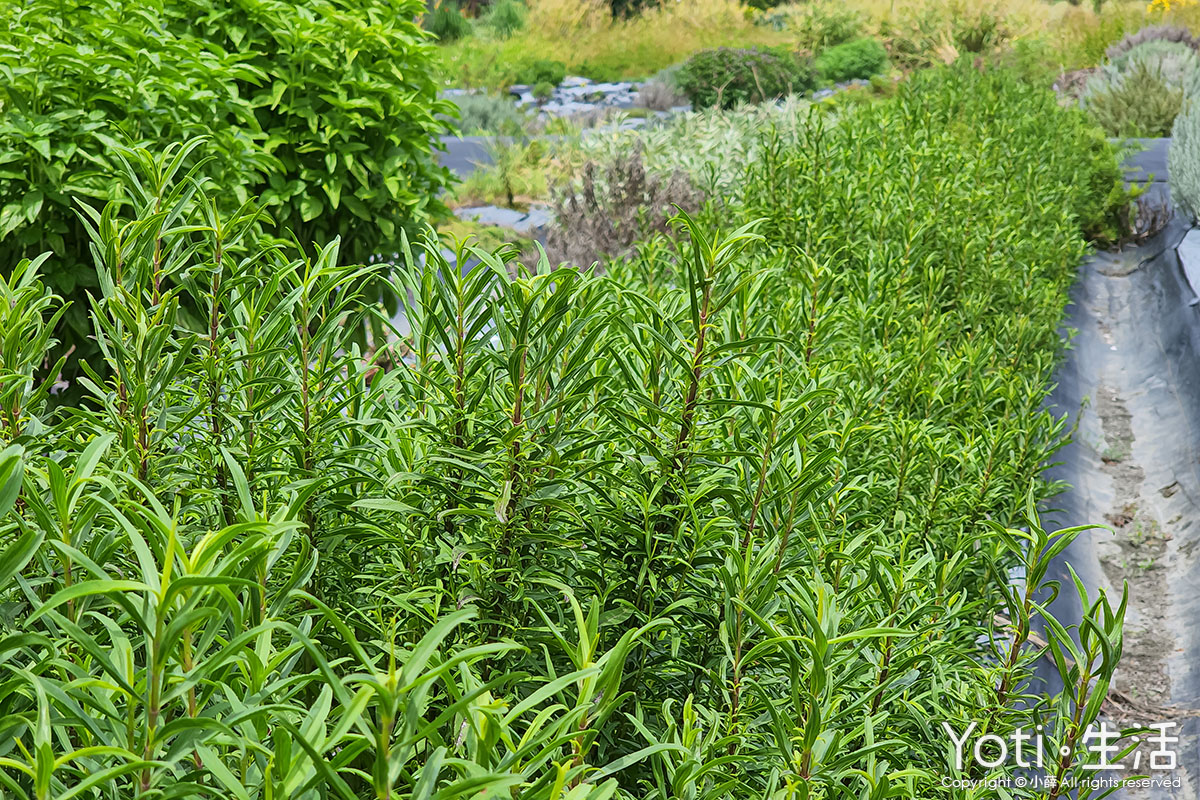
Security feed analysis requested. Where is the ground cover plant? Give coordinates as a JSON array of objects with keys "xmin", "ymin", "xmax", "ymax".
[{"xmin": 0, "ymin": 63, "xmax": 1139, "ymax": 798}]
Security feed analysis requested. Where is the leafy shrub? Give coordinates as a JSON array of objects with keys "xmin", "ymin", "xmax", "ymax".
[
  {"xmin": 0, "ymin": 0, "xmax": 452, "ymax": 392},
  {"xmin": 483, "ymin": 0, "xmax": 527, "ymax": 38},
  {"xmin": 425, "ymin": 0, "xmax": 472, "ymax": 41},
  {"xmin": 532, "ymin": 81, "xmax": 556, "ymax": 102},
  {"xmin": 1171, "ymin": 99, "xmax": 1200, "ymax": 222},
  {"xmin": 814, "ymin": 36, "xmax": 889, "ymax": 82},
  {"xmin": 0, "ymin": 64, "xmax": 1133, "ymax": 798},
  {"xmin": 1106, "ymin": 24, "xmax": 1200, "ymax": 60},
  {"xmin": 447, "ymin": 91, "xmax": 532, "ymax": 134},
  {"xmin": 512, "ymin": 57, "xmax": 567, "ymax": 86},
  {"xmin": 542, "ymin": 144, "xmax": 705, "ymax": 267},
  {"xmin": 675, "ymin": 46, "xmax": 817, "ymax": 109}
]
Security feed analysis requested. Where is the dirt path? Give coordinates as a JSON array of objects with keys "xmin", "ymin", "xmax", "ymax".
[{"xmin": 1093, "ymin": 381, "xmax": 1175, "ymax": 722}]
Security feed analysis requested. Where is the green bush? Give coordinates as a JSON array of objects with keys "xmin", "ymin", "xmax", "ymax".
[
  {"xmin": 1086, "ymin": 59, "xmax": 1184, "ymax": 138},
  {"xmin": 675, "ymin": 46, "xmax": 817, "ymax": 109},
  {"xmin": 532, "ymin": 81, "xmax": 556, "ymax": 102},
  {"xmin": 814, "ymin": 36, "xmax": 889, "ymax": 82},
  {"xmin": 0, "ymin": 0, "xmax": 453, "ymax": 392},
  {"xmin": 0, "ymin": 65, "xmax": 1132, "ymax": 799},
  {"xmin": 483, "ymin": 0, "xmax": 527, "ymax": 38},
  {"xmin": 425, "ymin": 0, "xmax": 472, "ymax": 41},
  {"xmin": 512, "ymin": 58, "xmax": 567, "ymax": 87}
]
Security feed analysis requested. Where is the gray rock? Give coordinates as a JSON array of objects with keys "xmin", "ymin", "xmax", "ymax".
[
  {"xmin": 454, "ymin": 206, "xmax": 528, "ymax": 228},
  {"xmin": 559, "ymin": 85, "xmax": 595, "ymax": 100},
  {"xmin": 510, "ymin": 207, "xmax": 552, "ymax": 234},
  {"xmin": 561, "ymin": 76, "xmax": 591, "ymax": 88},
  {"xmin": 452, "ymin": 204, "xmax": 552, "ymax": 235},
  {"xmin": 549, "ymin": 101, "xmax": 597, "ymax": 115}
]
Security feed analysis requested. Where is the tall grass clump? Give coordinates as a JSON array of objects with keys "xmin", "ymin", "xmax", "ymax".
[
  {"xmin": 425, "ymin": 0, "xmax": 473, "ymax": 41},
  {"xmin": 0, "ymin": 64, "xmax": 1137, "ymax": 799},
  {"xmin": 484, "ymin": 0, "xmax": 528, "ymax": 38}
]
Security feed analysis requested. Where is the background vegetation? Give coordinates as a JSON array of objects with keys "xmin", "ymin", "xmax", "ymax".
[{"xmin": 430, "ymin": 0, "xmax": 1200, "ymax": 89}]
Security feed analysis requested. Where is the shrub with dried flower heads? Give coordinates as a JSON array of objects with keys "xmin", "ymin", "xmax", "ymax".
[{"xmin": 543, "ymin": 144, "xmax": 705, "ymax": 267}]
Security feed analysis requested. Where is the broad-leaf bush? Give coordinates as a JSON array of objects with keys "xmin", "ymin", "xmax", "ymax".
[
  {"xmin": 0, "ymin": 65, "xmax": 1134, "ymax": 798},
  {"xmin": 0, "ymin": 0, "xmax": 452, "ymax": 385}
]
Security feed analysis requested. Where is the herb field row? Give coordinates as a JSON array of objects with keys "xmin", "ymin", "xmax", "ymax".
[{"xmin": 0, "ymin": 67, "xmax": 1129, "ymax": 799}]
